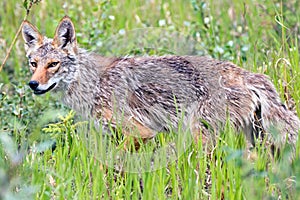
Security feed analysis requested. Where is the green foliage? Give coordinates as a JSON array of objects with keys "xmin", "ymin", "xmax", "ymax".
[{"xmin": 0, "ymin": 0, "xmax": 300, "ymax": 199}]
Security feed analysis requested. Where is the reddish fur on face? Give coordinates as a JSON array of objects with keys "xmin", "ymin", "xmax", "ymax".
[
  {"xmin": 30, "ymin": 59, "xmax": 60, "ymax": 84},
  {"xmin": 31, "ymin": 66, "xmax": 49, "ymax": 85}
]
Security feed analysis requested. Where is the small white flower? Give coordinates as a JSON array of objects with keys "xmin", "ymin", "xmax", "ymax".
[
  {"xmin": 159, "ymin": 19, "xmax": 166, "ymax": 27},
  {"xmin": 241, "ymin": 45, "xmax": 249, "ymax": 52},
  {"xmin": 237, "ymin": 26, "xmax": 242, "ymax": 33},
  {"xmin": 204, "ymin": 17, "xmax": 210, "ymax": 24},
  {"xmin": 118, "ymin": 29, "xmax": 126, "ymax": 35},
  {"xmin": 108, "ymin": 15, "xmax": 115, "ymax": 20},
  {"xmin": 184, "ymin": 21, "xmax": 191, "ymax": 27},
  {"xmin": 214, "ymin": 46, "xmax": 224, "ymax": 54},
  {"xmin": 227, "ymin": 40, "xmax": 233, "ymax": 47}
]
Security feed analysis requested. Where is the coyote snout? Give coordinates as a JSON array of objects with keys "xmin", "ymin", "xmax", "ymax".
[
  {"xmin": 22, "ymin": 16, "xmax": 300, "ymax": 153},
  {"xmin": 28, "ymin": 80, "xmax": 57, "ymax": 95}
]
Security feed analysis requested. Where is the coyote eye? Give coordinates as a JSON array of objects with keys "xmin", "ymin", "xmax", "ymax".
[
  {"xmin": 30, "ymin": 62, "xmax": 37, "ymax": 68},
  {"xmin": 48, "ymin": 62, "xmax": 59, "ymax": 68}
]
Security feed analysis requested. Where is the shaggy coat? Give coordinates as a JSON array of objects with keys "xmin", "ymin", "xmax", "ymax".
[{"xmin": 22, "ymin": 16, "xmax": 300, "ymax": 151}]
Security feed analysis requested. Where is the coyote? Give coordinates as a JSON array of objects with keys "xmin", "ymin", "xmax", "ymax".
[{"xmin": 22, "ymin": 16, "xmax": 299, "ymax": 151}]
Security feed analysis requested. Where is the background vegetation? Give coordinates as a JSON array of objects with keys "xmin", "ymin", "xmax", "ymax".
[{"xmin": 0, "ymin": 0, "xmax": 300, "ymax": 199}]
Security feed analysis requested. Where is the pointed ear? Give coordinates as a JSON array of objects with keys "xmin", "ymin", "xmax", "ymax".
[
  {"xmin": 22, "ymin": 20, "xmax": 43, "ymax": 51},
  {"xmin": 53, "ymin": 16, "xmax": 77, "ymax": 53}
]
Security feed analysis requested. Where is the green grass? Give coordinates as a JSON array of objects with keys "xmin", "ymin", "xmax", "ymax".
[{"xmin": 1, "ymin": 0, "xmax": 300, "ymax": 199}]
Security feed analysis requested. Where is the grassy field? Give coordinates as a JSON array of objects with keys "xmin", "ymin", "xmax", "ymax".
[{"xmin": 1, "ymin": 0, "xmax": 300, "ymax": 199}]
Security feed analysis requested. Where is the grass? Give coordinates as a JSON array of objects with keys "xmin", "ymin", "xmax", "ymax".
[{"xmin": 1, "ymin": 0, "xmax": 300, "ymax": 199}]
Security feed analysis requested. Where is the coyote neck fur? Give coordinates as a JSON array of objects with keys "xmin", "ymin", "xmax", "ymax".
[{"xmin": 62, "ymin": 49, "xmax": 115, "ymax": 119}]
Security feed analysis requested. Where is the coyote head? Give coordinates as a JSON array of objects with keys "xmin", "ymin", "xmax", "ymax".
[{"xmin": 22, "ymin": 16, "xmax": 78, "ymax": 95}]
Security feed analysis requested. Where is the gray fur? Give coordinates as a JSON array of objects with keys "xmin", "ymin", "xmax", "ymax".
[{"xmin": 22, "ymin": 16, "xmax": 299, "ymax": 151}]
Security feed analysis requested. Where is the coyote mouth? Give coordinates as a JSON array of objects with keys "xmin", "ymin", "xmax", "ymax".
[{"xmin": 33, "ymin": 83, "xmax": 57, "ymax": 95}]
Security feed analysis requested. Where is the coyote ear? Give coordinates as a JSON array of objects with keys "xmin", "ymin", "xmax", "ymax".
[
  {"xmin": 53, "ymin": 16, "xmax": 77, "ymax": 53},
  {"xmin": 22, "ymin": 21, "xmax": 43, "ymax": 51}
]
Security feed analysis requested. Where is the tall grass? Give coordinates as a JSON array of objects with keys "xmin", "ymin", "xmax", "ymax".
[{"xmin": 0, "ymin": 0, "xmax": 300, "ymax": 199}]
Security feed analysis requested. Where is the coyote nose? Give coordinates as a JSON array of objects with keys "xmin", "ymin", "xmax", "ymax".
[{"xmin": 28, "ymin": 80, "xmax": 39, "ymax": 90}]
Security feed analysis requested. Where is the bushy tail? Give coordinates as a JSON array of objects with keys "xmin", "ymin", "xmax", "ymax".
[{"xmin": 246, "ymin": 74, "xmax": 300, "ymax": 151}]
